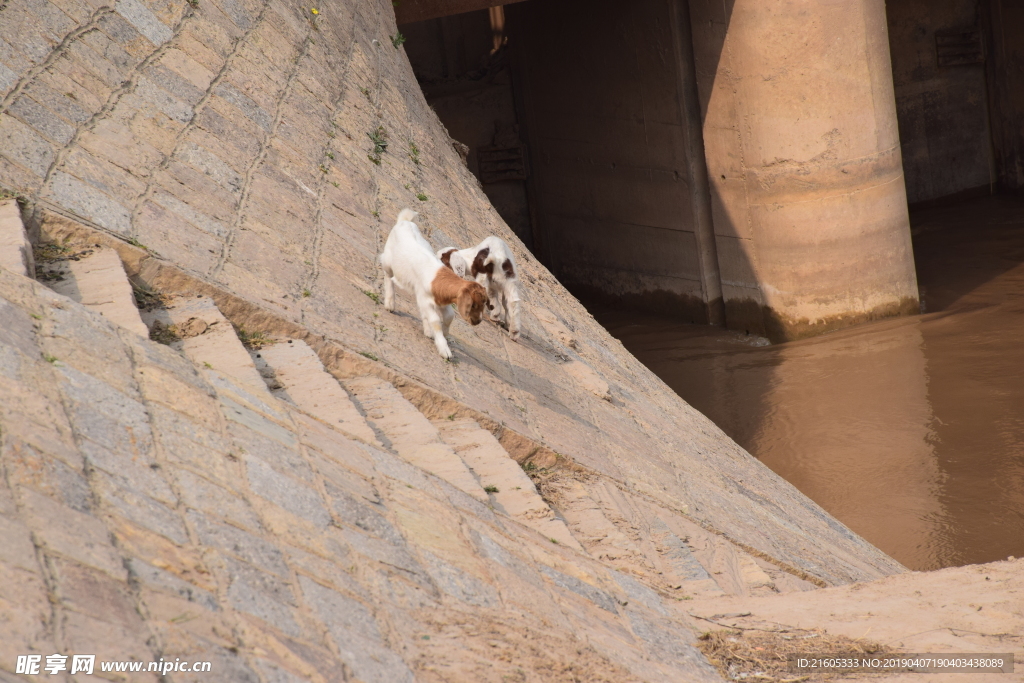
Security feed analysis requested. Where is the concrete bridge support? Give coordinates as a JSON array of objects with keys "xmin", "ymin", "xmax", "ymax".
[{"xmin": 689, "ymin": 0, "xmax": 921, "ymax": 340}]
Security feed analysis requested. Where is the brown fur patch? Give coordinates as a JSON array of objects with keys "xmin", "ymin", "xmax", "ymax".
[
  {"xmin": 431, "ymin": 268, "xmax": 487, "ymax": 324},
  {"xmin": 432, "ymin": 266, "xmax": 468, "ymax": 304},
  {"xmin": 502, "ymin": 258, "xmax": 515, "ymax": 279},
  {"xmin": 471, "ymin": 247, "xmax": 493, "ymax": 278},
  {"xmin": 439, "ymin": 248, "xmax": 455, "ymax": 270}
]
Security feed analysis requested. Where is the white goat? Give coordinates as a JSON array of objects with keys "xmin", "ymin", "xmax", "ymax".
[
  {"xmin": 441, "ymin": 237, "xmax": 522, "ymax": 341},
  {"xmin": 381, "ymin": 210, "xmax": 488, "ymax": 359}
]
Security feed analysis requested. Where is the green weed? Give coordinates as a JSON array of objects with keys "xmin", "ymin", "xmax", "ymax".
[
  {"xmin": 367, "ymin": 126, "xmax": 388, "ymax": 164},
  {"xmin": 236, "ymin": 327, "xmax": 274, "ymax": 350}
]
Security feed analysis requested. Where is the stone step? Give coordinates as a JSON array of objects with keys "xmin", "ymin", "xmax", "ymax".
[
  {"xmin": 140, "ymin": 294, "xmax": 270, "ymax": 400},
  {"xmin": 0, "ymin": 199, "xmax": 33, "ymax": 277},
  {"xmin": 434, "ymin": 418, "xmax": 583, "ymax": 550},
  {"xmin": 342, "ymin": 376, "xmax": 488, "ymax": 503},
  {"xmin": 555, "ymin": 479, "xmax": 727, "ymax": 598},
  {"xmin": 252, "ymin": 339, "xmax": 381, "ymax": 447},
  {"xmin": 44, "ymin": 246, "xmax": 148, "ymax": 337}
]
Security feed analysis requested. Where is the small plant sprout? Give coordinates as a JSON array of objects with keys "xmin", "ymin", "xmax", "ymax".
[
  {"xmin": 408, "ymin": 141, "xmax": 421, "ymax": 164},
  {"xmin": 319, "ymin": 164, "xmax": 329, "ymax": 173},
  {"xmin": 327, "ymin": 130, "xmax": 336, "ymax": 138},
  {"xmin": 127, "ymin": 237, "xmax": 147, "ymax": 249},
  {"xmin": 359, "ymin": 351, "xmax": 379, "ymax": 361},
  {"xmin": 371, "ymin": 210, "xmax": 380, "ymax": 218},
  {"xmin": 331, "ymin": 181, "xmax": 339, "ymax": 187},
  {"xmin": 325, "ymin": 151, "xmax": 334, "ymax": 159},
  {"xmin": 403, "ymin": 183, "xmax": 411, "ymax": 190},
  {"xmin": 416, "ymin": 193, "xmax": 428, "ymax": 202},
  {"xmin": 29, "ymin": 313, "xmax": 42, "ymax": 320},
  {"xmin": 446, "ymin": 414, "xmax": 456, "ymax": 421},
  {"xmin": 367, "ymin": 126, "xmax": 388, "ymax": 164},
  {"xmin": 203, "ymin": 361, "xmax": 213, "ymax": 369},
  {"xmin": 391, "ymin": 32, "xmax": 406, "ymax": 48},
  {"xmin": 43, "ymin": 354, "xmax": 59, "ymax": 365},
  {"xmin": 362, "ymin": 289, "xmax": 381, "ymax": 304},
  {"xmin": 484, "ymin": 486, "xmax": 499, "ymax": 494},
  {"xmin": 360, "ymin": 86, "xmax": 371, "ymax": 99},
  {"xmin": 549, "ymin": 538, "xmax": 559, "ymax": 545},
  {"xmin": 302, "ymin": 288, "xmax": 312, "ymax": 298},
  {"xmin": 187, "ymin": 0, "xmax": 198, "ymax": 7}
]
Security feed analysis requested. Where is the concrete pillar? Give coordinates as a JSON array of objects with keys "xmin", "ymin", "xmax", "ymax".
[{"xmin": 689, "ymin": 0, "xmax": 920, "ymax": 341}]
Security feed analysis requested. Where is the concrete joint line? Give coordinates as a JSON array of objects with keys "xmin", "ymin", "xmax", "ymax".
[
  {"xmin": 131, "ymin": 0, "xmax": 277, "ymax": 243},
  {"xmin": 211, "ymin": 25, "xmax": 313, "ymax": 279},
  {"xmin": 40, "ymin": 6, "xmax": 199, "ymax": 190},
  {"xmin": 302, "ymin": 36, "xmax": 359, "ymax": 293},
  {"xmin": 0, "ymin": 6, "xmax": 115, "ymax": 116}
]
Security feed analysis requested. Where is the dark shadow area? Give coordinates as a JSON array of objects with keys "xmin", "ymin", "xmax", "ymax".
[
  {"xmin": 400, "ymin": 0, "xmax": 746, "ymax": 329},
  {"xmin": 912, "ymin": 194, "xmax": 1024, "ymax": 310},
  {"xmin": 886, "ymin": 0, "xmax": 1024, "ymax": 205}
]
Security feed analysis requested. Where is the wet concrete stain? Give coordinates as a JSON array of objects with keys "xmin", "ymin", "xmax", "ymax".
[{"xmin": 593, "ymin": 195, "xmax": 1024, "ymax": 571}]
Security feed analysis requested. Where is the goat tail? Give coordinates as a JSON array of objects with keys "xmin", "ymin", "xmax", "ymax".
[{"xmin": 396, "ymin": 208, "xmax": 419, "ymax": 224}]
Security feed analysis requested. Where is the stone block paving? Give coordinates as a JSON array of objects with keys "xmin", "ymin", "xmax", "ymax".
[{"xmin": 0, "ymin": 266, "xmax": 718, "ymax": 681}]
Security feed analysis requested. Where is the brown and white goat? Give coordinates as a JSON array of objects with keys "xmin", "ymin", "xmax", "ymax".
[{"xmin": 380, "ymin": 209, "xmax": 488, "ymax": 359}]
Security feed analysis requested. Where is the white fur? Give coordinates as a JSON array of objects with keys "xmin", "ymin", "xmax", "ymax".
[
  {"xmin": 380, "ymin": 209, "xmax": 457, "ymax": 359},
  {"xmin": 452, "ymin": 236, "xmax": 522, "ymax": 341}
]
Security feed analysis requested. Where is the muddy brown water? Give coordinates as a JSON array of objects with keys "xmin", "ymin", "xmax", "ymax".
[{"xmin": 593, "ymin": 196, "xmax": 1024, "ymax": 571}]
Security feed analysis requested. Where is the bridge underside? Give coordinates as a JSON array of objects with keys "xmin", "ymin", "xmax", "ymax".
[{"xmin": 400, "ymin": 0, "xmax": 1024, "ymax": 341}]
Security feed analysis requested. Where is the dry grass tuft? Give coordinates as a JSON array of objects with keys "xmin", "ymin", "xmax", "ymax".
[{"xmin": 696, "ymin": 628, "xmax": 894, "ymax": 682}]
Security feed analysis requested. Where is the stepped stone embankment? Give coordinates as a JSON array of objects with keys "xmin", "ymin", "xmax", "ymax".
[
  {"xmin": 0, "ymin": 260, "xmax": 723, "ymax": 681},
  {"xmin": 0, "ymin": 0, "xmax": 901, "ymax": 587}
]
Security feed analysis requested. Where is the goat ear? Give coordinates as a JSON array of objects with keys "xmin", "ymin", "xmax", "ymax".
[{"xmin": 456, "ymin": 290, "xmax": 470, "ymax": 319}]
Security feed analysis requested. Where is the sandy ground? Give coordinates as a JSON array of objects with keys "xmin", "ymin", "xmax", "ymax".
[{"xmin": 686, "ymin": 557, "xmax": 1024, "ymax": 682}]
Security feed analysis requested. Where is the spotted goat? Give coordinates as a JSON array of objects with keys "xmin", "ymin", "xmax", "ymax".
[{"xmin": 438, "ymin": 236, "xmax": 522, "ymax": 341}]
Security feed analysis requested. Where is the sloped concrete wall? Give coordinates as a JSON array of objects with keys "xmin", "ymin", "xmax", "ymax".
[
  {"xmin": 1, "ymin": 0, "xmax": 902, "ymax": 598},
  {"xmin": 0, "ymin": 268, "xmax": 718, "ymax": 681}
]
